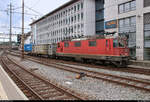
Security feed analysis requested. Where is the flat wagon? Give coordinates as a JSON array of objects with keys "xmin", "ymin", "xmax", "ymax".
[{"xmin": 32, "ymin": 44, "xmax": 49, "ymax": 56}]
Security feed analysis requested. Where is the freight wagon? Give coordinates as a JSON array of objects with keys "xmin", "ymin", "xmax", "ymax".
[
  {"xmin": 24, "ymin": 44, "xmax": 32, "ymax": 52},
  {"xmin": 32, "ymin": 44, "xmax": 49, "ymax": 56},
  {"xmin": 30, "ymin": 44, "xmax": 57, "ymax": 57},
  {"xmin": 47, "ymin": 43, "xmax": 57, "ymax": 58}
]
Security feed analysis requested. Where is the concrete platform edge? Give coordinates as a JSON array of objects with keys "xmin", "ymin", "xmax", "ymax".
[
  {"xmin": 0, "ymin": 81, "xmax": 8, "ymax": 100},
  {"xmin": 0, "ymin": 65, "xmax": 28, "ymax": 100}
]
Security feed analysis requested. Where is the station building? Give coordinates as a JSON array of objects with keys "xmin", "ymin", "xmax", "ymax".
[
  {"xmin": 104, "ymin": 0, "xmax": 150, "ymax": 61},
  {"xmin": 30, "ymin": 0, "xmax": 150, "ymax": 61},
  {"xmin": 30, "ymin": 0, "xmax": 104, "ymax": 45}
]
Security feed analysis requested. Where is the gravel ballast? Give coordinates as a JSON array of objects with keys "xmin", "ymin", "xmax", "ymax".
[
  {"xmin": 8, "ymin": 55, "xmax": 150, "ymax": 100},
  {"xmin": 57, "ymin": 63, "xmax": 150, "ymax": 82}
]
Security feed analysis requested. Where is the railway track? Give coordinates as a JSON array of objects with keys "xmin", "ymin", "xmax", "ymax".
[
  {"xmin": 8, "ymin": 51, "xmax": 150, "ymax": 93},
  {"xmin": 9, "ymin": 50, "xmax": 150, "ymax": 76},
  {"xmin": 0, "ymin": 54, "xmax": 87, "ymax": 100}
]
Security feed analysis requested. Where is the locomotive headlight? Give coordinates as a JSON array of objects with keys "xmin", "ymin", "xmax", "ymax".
[{"xmin": 125, "ymin": 53, "xmax": 128, "ymax": 56}]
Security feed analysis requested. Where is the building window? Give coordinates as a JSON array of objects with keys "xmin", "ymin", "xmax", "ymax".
[
  {"xmin": 81, "ymin": 12, "xmax": 83, "ymax": 20},
  {"xmin": 71, "ymin": 16, "xmax": 74, "ymax": 23},
  {"xmin": 124, "ymin": 18, "xmax": 130, "ymax": 27},
  {"xmin": 78, "ymin": 4, "xmax": 80, "ymax": 11},
  {"xmin": 66, "ymin": 28, "xmax": 68, "ymax": 35},
  {"xmin": 144, "ymin": 13, "xmax": 150, "ymax": 48},
  {"xmin": 74, "ymin": 5, "xmax": 76, "ymax": 12},
  {"xmin": 119, "ymin": 16, "xmax": 136, "ymax": 49},
  {"xmin": 81, "ymin": 2, "xmax": 83, "ymax": 9},
  {"xmin": 66, "ymin": 18, "xmax": 68, "ymax": 24},
  {"xmin": 78, "ymin": 24, "xmax": 80, "ymax": 31},
  {"xmin": 75, "ymin": 41, "xmax": 81, "ymax": 47},
  {"xmin": 89, "ymin": 41, "xmax": 96, "ymax": 47},
  {"xmin": 81, "ymin": 24, "xmax": 84, "ymax": 32},
  {"xmin": 119, "ymin": 5, "xmax": 124, "ymax": 14},
  {"xmin": 66, "ymin": 10, "xmax": 67, "ymax": 16},
  {"xmin": 130, "ymin": 16, "xmax": 136, "ymax": 26},
  {"xmin": 118, "ymin": 0, "xmax": 136, "ymax": 14},
  {"xmin": 69, "ymin": 27, "xmax": 70, "ymax": 34},
  {"xmin": 74, "ymin": 25, "xmax": 76, "ymax": 33},
  {"xmin": 72, "ymin": 26, "xmax": 73, "ymax": 33},
  {"xmin": 68, "ymin": 18, "xmax": 70, "ymax": 24},
  {"xmin": 124, "ymin": 2, "xmax": 130, "ymax": 12},
  {"xmin": 144, "ymin": 0, "xmax": 150, "ymax": 7},
  {"xmin": 144, "ymin": 13, "xmax": 150, "ymax": 60},
  {"xmin": 119, "ymin": 16, "xmax": 136, "ymax": 33},
  {"xmin": 74, "ymin": 15, "xmax": 76, "ymax": 22},
  {"xmin": 131, "ymin": 0, "xmax": 136, "ymax": 10},
  {"xmin": 69, "ymin": 9, "xmax": 70, "ymax": 15},
  {"xmin": 78, "ymin": 14, "xmax": 80, "ymax": 21},
  {"xmin": 119, "ymin": 19, "xmax": 124, "ymax": 28}
]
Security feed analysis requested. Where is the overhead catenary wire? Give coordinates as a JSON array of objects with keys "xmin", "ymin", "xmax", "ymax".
[
  {"xmin": 31, "ymin": 0, "xmax": 41, "ymax": 8},
  {"xmin": 0, "ymin": 9, "xmax": 39, "ymax": 16},
  {"xmin": 12, "ymin": 6, "xmax": 22, "ymax": 10},
  {"xmin": 25, "ymin": 5, "xmax": 43, "ymax": 16},
  {"xmin": 0, "ymin": 0, "xmax": 34, "ymax": 42},
  {"xmin": 0, "ymin": 26, "xmax": 30, "ymax": 30}
]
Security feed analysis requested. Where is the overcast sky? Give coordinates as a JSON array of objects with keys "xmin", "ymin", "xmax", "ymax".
[{"xmin": 0, "ymin": 0, "xmax": 70, "ymax": 34}]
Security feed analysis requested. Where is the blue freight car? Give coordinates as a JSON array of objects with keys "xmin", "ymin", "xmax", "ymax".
[{"xmin": 24, "ymin": 44, "xmax": 32, "ymax": 52}]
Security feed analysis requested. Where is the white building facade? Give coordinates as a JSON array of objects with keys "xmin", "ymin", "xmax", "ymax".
[
  {"xmin": 104, "ymin": 0, "xmax": 150, "ymax": 61},
  {"xmin": 31, "ymin": 0, "xmax": 104, "ymax": 45}
]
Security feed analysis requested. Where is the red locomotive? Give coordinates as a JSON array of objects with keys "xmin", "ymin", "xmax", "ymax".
[{"xmin": 56, "ymin": 35, "xmax": 129, "ymax": 67}]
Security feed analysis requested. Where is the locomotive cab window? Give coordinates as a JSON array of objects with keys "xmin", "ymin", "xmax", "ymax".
[
  {"xmin": 113, "ymin": 39, "xmax": 118, "ymax": 48},
  {"xmin": 64, "ymin": 42, "xmax": 69, "ymax": 47},
  {"xmin": 89, "ymin": 41, "xmax": 96, "ymax": 47},
  {"xmin": 75, "ymin": 41, "xmax": 81, "ymax": 47},
  {"xmin": 113, "ymin": 39, "xmax": 125, "ymax": 48},
  {"xmin": 119, "ymin": 41, "xmax": 125, "ymax": 47},
  {"xmin": 57, "ymin": 43, "xmax": 60, "ymax": 48},
  {"xmin": 106, "ymin": 40, "xmax": 108, "ymax": 47}
]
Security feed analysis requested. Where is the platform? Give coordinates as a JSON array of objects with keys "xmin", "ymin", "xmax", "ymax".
[
  {"xmin": 0, "ymin": 65, "xmax": 28, "ymax": 100},
  {"xmin": 130, "ymin": 60, "xmax": 150, "ymax": 69}
]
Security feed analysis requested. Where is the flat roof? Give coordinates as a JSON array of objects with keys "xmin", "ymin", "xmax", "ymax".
[{"xmin": 30, "ymin": 0, "xmax": 79, "ymax": 25}]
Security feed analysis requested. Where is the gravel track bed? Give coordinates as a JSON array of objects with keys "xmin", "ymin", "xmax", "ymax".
[
  {"xmin": 57, "ymin": 63, "xmax": 150, "ymax": 82},
  {"xmin": 8, "ymin": 55, "xmax": 150, "ymax": 100},
  {"xmin": 0, "ymin": 51, "xmax": 3, "ymax": 56}
]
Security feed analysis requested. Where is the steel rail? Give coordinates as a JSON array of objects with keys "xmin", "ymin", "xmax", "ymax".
[
  {"xmin": 9, "ymin": 51, "xmax": 150, "ymax": 93},
  {"xmin": 27, "ymin": 56, "xmax": 150, "ymax": 92},
  {"xmin": 5, "ymin": 55, "xmax": 88, "ymax": 100},
  {"xmin": 9, "ymin": 50, "xmax": 150, "ymax": 76},
  {"xmin": 8, "ymin": 50, "xmax": 150, "ymax": 92},
  {"xmin": 1, "ymin": 55, "xmax": 43, "ymax": 100}
]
